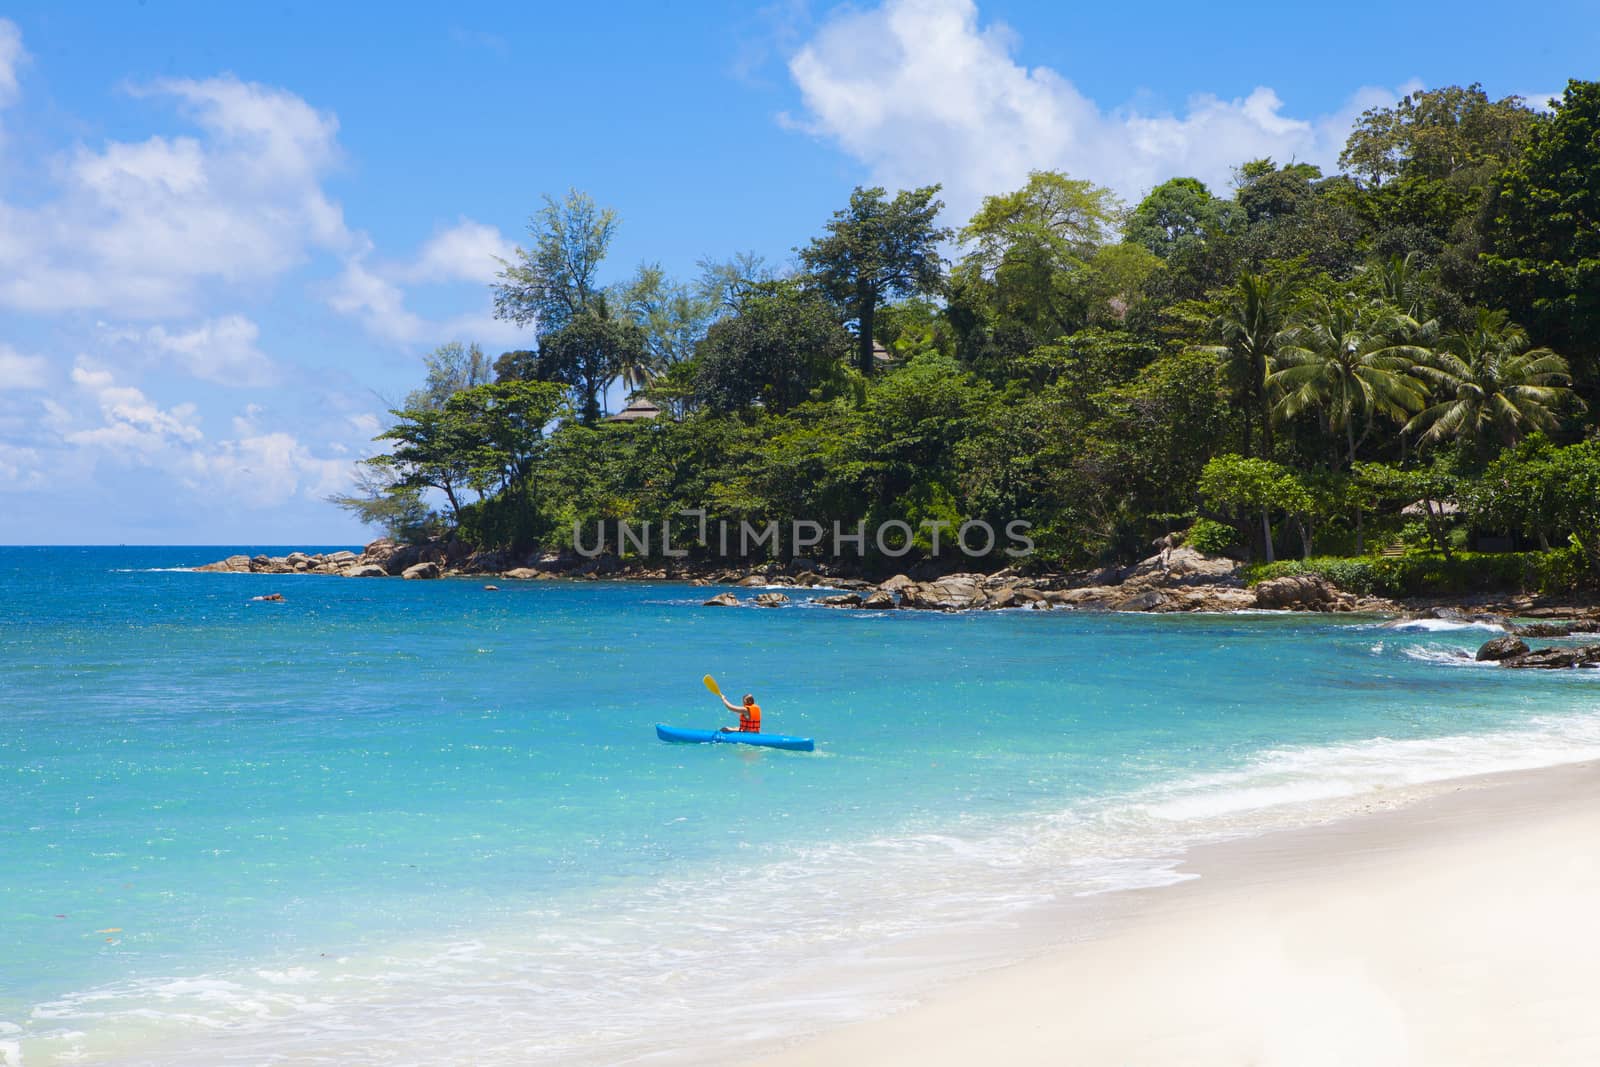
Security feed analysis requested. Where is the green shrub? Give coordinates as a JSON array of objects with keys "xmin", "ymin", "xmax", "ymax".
[
  {"xmin": 1533, "ymin": 545, "xmax": 1591, "ymax": 595},
  {"xmin": 1185, "ymin": 518, "xmax": 1239, "ymax": 555},
  {"xmin": 457, "ymin": 487, "xmax": 555, "ymax": 551},
  {"xmin": 1243, "ymin": 558, "xmax": 1379, "ymax": 595},
  {"xmin": 1244, "ymin": 550, "xmax": 1589, "ymax": 597}
]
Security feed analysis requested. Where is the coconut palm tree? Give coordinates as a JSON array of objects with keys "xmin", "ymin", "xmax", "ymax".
[
  {"xmin": 616, "ymin": 347, "xmax": 660, "ymax": 395},
  {"xmin": 1367, "ymin": 252, "xmax": 1431, "ymax": 322},
  {"xmin": 1405, "ymin": 309, "xmax": 1576, "ymax": 454},
  {"xmin": 1200, "ymin": 272, "xmax": 1296, "ymax": 458},
  {"xmin": 1270, "ymin": 296, "xmax": 1431, "ymax": 466}
]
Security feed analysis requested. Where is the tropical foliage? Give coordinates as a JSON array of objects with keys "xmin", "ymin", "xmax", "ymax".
[{"xmin": 336, "ymin": 79, "xmax": 1600, "ymax": 585}]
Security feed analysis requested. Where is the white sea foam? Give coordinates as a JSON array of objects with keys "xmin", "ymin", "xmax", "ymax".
[
  {"xmin": 1383, "ymin": 618, "xmax": 1506, "ymax": 633},
  {"xmin": 1402, "ymin": 646, "xmax": 1491, "ymax": 666},
  {"xmin": 107, "ymin": 567, "xmax": 205, "ymax": 574},
  {"xmin": 1135, "ymin": 715, "xmax": 1600, "ymax": 825}
]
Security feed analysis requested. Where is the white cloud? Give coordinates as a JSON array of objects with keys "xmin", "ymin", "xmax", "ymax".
[
  {"xmin": 327, "ymin": 219, "xmax": 523, "ymax": 348},
  {"xmin": 143, "ymin": 314, "xmax": 278, "ymax": 386},
  {"xmin": 0, "ymin": 443, "xmax": 40, "ymax": 485},
  {"xmin": 0, "ymin": 18, "xmax": 27, "ymax": 163},
  {"xmin": 0, "ymin": 73, "xmax": 350, "ymax": 317},
  {"xmin": 404, "ymin": 218, "xmax": 515, "ymax": 285},
  {"xmin": 183, "ymin": 429, "xmax": 353, "ymax": 507},
  {"xmin": 348, "ymin": 412, "xmax": 382, "ymax": 436},
  {"xmin": 0, "ymin": 343, "xmax": 50, "ymax": 390},
  {"xmin": 49, "ymin": 359, "xmax": 356, "ymax": 507},
  {"xmin": 328, "ymin": 245, "xmax": 529, "ymax": 350},
  {"xmin": 67, "ymin": 360, "xmax": 204, "ymax": 452},
  {"xmin": 0, "ymin": 18, "xmax": 25, "ymax": 108},
  {"xmin": 328, "ymin": 256, "xmax": 429, "ymax": 344},
  {"xmin": 786, "ymin": 0, "xmax": 1417, "ymax": 215},
  {"xmin": 0, "ymin": 21, "xmax": 512, "ymax": 365},
  {"xmin": 1514, "ymin": 88, "xmax": 1562, "ymax": 114}
]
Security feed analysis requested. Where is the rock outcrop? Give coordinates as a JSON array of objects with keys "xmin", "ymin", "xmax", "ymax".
[
  {"xmin": 195, "ymin": 554, "xmax": 253, "ymax": 573},
  {"xmin": 1476, "ymin": 636, "xmax": 1529, "ymax": 662},
  {"xmin": 785, "ymin": 546, "xmax": 1270, "ymax": 615},
  {"xmin": 1484, "ymin": 643, "xmax": 1600, "ymax": 668},
  {"xmin": 190, "ymin": 538, "xmax": 1403, "ymax": 620},
  {"xmin": 1119, "ymin": 545, "xmax": 1242, "ymax": 589},
  {"xmin": 1253, "ymin": 574, "xmax": 1358, "ymax": 612},
  {"xmin": 897, "ymin": 574, "xmax": 987, "ymax": 611},
  {"xmin": 193, "ymin": 539, "xmax": 442, "ymax": 578},
  {"xmin": 1511, "ymin": 619, "xmax": 1600, "ymax": 638}
]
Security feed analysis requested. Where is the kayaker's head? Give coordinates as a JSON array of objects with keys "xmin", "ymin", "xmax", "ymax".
[{"xmin": 742, "ymin": 693, "xmax": 755, "ymax": 706}]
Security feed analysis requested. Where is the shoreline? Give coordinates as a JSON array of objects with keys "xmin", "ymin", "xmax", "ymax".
[
  {"xmin": 190, "ymin": 541, "xmax": 1600, "ymax": 620},
  {"xmin": 186, "ymin": 543, "xmax": 1600, "ymax": 637},
  {"xmin": 749, "ymin": 759, "xmax": 1600, "ymax": 1066}
]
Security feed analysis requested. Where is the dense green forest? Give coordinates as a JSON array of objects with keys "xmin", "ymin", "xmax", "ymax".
[{"xmin": 336, "ymin": 81, "xmax": 1600, "ymax": 587}]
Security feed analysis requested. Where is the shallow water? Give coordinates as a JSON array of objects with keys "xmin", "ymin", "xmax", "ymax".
[{"xmin": 3, "ymin": 547, "xmax": 1597, "ymax": 1065}]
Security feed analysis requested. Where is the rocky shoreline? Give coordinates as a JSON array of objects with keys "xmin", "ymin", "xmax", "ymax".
[
  {"xmin": 193, "ymin": 541, "xmax": 1600, "ymax": 664},
  {"xmin": 196, "ymin": 541, "xmax": 1396, "ymax": 614}
]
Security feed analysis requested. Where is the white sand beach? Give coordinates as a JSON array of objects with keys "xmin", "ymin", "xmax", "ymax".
[{"xmin": 755, "ymin": 760, "xmax": 1600, "ymax": 1066}]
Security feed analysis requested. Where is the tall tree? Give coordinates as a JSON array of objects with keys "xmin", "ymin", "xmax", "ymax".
[
  {"xmin": 1467, "ymin": 438, "xmax": 1600, "ymax": 572},
  {"xmin": 1269, "ymin": 297, "xmax": 1429, "ymax": 466},
  {"xmin": 1406, "ymin": 309, "xmax": 1577, "ymax": 454},
  {"xmin": 492, "ymin": 189, "xmax": 618, "ymax": 336},
  {"xmin": 1234, "ymin": 159, "xmax": 1322, "ymax": 224},
  {"xmin": 1196, "ymin": 453, "xmax": 1315, "ymax": 562},
  {"xmin": 617, "ymin": 263, "xmax": 716, "ymax": 383},
  {"xmin": 696, "ymin": 252, "xmax": 776, "ymax": 313},
  {"xmin": 492, "ymin": 349, "xmax": 539, "ymax": 383},
  {"xmin": 960, "ymin": 171, "xmax": 1119, "ymax": 273},
  {"xmin": 1197, "ymin": 272, "xmax": 1297, "ymax": 458},
  {"xmin": 799, "ymin": 185, "xmax": 950, "ymax": 375},
  {"xmin": 693, "ymin": 281, "xmax": 850, "ymax": 414},
  {"xmin": 1125, "ymin": 177, "xmax": 1236, "ymax": 259},
  {"xmin": 1340, "ymin": 84, "xmax": 1539, "ymax": 187},
  {"xmin": 535, "ymin": 295, "xmax": 647, "ymax": 426},
  {"xmin": 442, "ymin": 380, "xmax": 568, "ymax": 498},
  {"xmin": 1480, "ymin": 80, "xmax": 1600, "ymax": 395},
  {"xmin": 956, "ymin": 171, "xmax": 1122, "ymax": 342},
  {"xmin": 1342, "ymin": 84, "xmax": 1540, "ymax": 281},
  {"xmin": 1232, "ymin": 162, "xmax": 1368, "ymax": 278},
  {"xmin": 1365, "ymin": 252, "xmax": 1432, "ymax": 321},
  {"xmin": 405, "ymin": 342, "xmax": 491, "ymax": 411},
  {"xmin": 372, "ymin": 407, "xmax": 479, "ymax": 524},
  {"xmin": 327, "ymin": 465, "xmax": 434, "ymax": 542}
]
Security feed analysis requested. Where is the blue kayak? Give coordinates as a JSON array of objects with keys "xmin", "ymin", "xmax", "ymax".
[{"xmin": 655, "ymin": 723, "xmax": 815, "ymax": 752}]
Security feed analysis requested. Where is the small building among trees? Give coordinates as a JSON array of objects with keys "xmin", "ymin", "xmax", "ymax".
[{"xmin": 604, "ymin": 397, "xmax": 663, "ymax": 423}]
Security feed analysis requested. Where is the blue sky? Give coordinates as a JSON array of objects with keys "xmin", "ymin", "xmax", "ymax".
[{"xmin": 0, "ymin": 0, "xmax": 1594, "ymax": 545}]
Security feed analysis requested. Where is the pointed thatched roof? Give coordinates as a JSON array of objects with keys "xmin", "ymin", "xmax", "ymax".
[{"xmin": 604, "ymin": 397, "xmax": 663, "ymax": 423}]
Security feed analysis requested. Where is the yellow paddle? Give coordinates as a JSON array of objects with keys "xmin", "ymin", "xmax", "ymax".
[{"xmin": 702, "ymin": 674, "xmax": 723, "ymax": 699}]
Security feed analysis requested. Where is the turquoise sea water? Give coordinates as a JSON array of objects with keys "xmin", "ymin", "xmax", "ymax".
[{"xmin": 4, "ymin": 547, "xmax": 1600, "ymax": 1065}]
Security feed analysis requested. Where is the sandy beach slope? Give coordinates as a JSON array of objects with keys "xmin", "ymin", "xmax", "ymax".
[{"xmin": 754, "ymin": 760, "xmax": 1600, "ymax": 1066}]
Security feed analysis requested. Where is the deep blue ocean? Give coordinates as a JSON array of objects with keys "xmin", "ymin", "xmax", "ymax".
[{"xmin": 4, "ymin": 547, "xmax": 1599, "ymax": 1065}]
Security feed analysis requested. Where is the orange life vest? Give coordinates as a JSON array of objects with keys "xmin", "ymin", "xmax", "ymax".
[{"xmin": 739, "ymin": 703, "xmax": 762, "ymax": 733}]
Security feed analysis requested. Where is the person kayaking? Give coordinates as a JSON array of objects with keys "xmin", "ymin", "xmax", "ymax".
[{"xmin": 718, "ymin": 692, "xmax": 762, "ymax": 734}]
